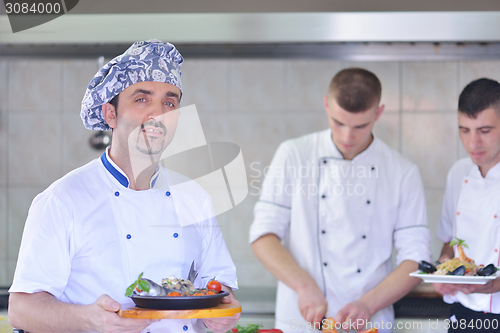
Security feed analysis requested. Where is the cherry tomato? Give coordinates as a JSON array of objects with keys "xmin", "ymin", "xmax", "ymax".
[
  {"xmin": 167, "ymin": 291, "xmax": 181, "ymax": 296},
  {"xmin": 206, "ymin": 280, "xmax": 222, "ymax": 292},
  {"xmin": 205, "ymin": 290, "xmax": 217, "ymax": 295}
]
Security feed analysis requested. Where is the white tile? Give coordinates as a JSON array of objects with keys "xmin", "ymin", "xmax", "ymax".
[
  {"xmin": 230, "ymin": 60, "xmax": 286, "ymax": 113},
  {"xmin": 0, "ymin": 109, "xmax": 6, "ymax": 186},
  {"xmin": 283, "ymin": 114, "xmax": 329, "ymax": 140},
  {"xmin": 215, "ymin": 209, "xmax": 232, "ymax": 251},
  {"xmin": 402, "ymin": 114, "xmax": 458, "ymax": 188},
  {"xmin": 373, "ymin": 112, "xmax": 400, "ymax": 152},
  {"xmin": 0, "ymin": 59, "xmax": 7, "ymax": 112},
  {"xmin": 8, "ymin": 114, "xmax": 62, "ymax": 186},
  {"xmin": 8, "ymin": 59, "xmax": 62, "ymax": 113},
  {"xmin": 425, "ymin": 189, "xmax": 446, "ymax": 262},
  {"xmin": 287, "ymin": 59, "xmax": 342, "ymax": 113},
  {"xmin": 402, "ymin": 62, "xmax": 458, "ymax": 112},
  {"xmin": 235, "ymin": 260, "xmax": 278, "ymax": 288},
  {"xmin": 0, "ymin": 60, "xmax": 7, "ymax": 186},
  {"xmin": 180, "ymin": 59, "xmax": 230, "ymax": 113},
  {"xmin": 7, "ymin": 259, "xmax": 17, "ymax": 286},
  {"xmin": 62, "ymin": 59, "xmax": 99, "ymax": 113},
  {"xmin": 7, "ymin": 187, "xmax": 45, "ymax": 262},
  {"xmin": 459, "ymin": 60, "xmax": 500, "ymax": 92},
  {"xmin": 0, "ymin": 187, "xmax": 6, "ymax": 261},
  {"xmin": 199, "ymin": 114, "xmax": 288, "ymax": 182},
  {"xmin": 342, "ymin": 62, "xmax": 401, "ymax": 112},
  {"xmin": 62, "ymin": 114, "xmax": 103, "ymax": 174},
  {"xmin": 0, "ymin": 257, "xmax": 6, "ymax": 286},
  {"xmin": 229, "ymin": 195, "xmax": 258, "ymax": 263}
]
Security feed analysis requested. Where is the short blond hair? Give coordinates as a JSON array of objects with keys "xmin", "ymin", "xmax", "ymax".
[{"xmin": 328, "ymin": 68, "xmax": 381, "ymax": 112}]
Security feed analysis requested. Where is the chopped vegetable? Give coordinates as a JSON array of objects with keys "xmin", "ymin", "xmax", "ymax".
[
  {"xmin": 228, "ymin": 324, "xmax": 262, "ymax": 333},
  {"xmin": 167, "ymin": 291, "xmax": 181, "ymax": 296}
]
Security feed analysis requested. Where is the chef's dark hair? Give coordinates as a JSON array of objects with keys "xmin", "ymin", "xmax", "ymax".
[
  {"xmin": 459, "ymin": 78, "xmax": 500, "ymax": 118},
  {"xmin": 329, "ymin": 68, "xmax": 381, "ymax": 113},
  {"xmin": 109, "ymin": 94, "xmax": 119, "ymax": 111},
  {"xmin": 105, "ymin": 94, "xmax": 119, "ymax": 131}
]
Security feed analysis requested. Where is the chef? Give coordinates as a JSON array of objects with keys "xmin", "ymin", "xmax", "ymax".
[
  {"xmin": 434, "ymin": 78, "xmax": 500, "ymax": 332},
  {"xmin": 8, "ymin": 40, "xmax": 240, "ymax": 333},
  {"xmin": 250, "ymin": 68, "xmax": 431, "ymax": 333}
]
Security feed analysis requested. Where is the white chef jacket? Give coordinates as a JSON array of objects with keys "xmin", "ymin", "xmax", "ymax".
[
  {"xmin": 10, "ymin": 148, "xmax": 238, "ymax": 333},
  {"xmin": 437, "ymin": 158, "xmax": 500, "ymax": 314},
  {"xmin": 250, "ymin": 129, "xmax": 430, "ymax": 333}
]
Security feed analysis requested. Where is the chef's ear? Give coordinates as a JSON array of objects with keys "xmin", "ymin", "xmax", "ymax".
[
  {"xmin": 323, "ymin": 95, "xmax": 330, "ymax": 111},
  {"xmin": 102, "ymin": 103, "xmax": 117, "ymax": 129},
  {"xmin": 375, "ymin": 104, "xmax": 385, "ymax": 121}
]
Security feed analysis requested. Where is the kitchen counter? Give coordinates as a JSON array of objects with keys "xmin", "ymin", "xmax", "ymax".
[
  {"xmin": 234, "ymin": 284, "xmax": 449, "ymax": 318},
  {"xmin": 233, "ymin": 284, "xmax": 450, "ymax": 332}
]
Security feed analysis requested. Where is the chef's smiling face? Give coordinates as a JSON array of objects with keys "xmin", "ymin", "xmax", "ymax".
[
  {"xmin": 324, "ymin": 96, "xmax": 384, "ymax": 160},
  {"xmin": 459, "ymin": 106, "xmax": 500, "ymax": 176},
  {"xmin": 104, "ymin": 81, "xmax": 181, "ymax": 157}
]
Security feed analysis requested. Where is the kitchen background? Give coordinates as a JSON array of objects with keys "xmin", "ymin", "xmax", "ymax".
[
  {"xmin": 1, "ymin": 55, "xmax": 499, "ymax": 287},
  {"xmin": 2, "ymin": 0, "xmax": 500, "ymax": 330}
]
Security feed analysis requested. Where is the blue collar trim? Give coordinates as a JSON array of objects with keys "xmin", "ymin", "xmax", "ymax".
[{"xmin": 100, "ymin": 152, "xmax": 129, "ymax": 188}]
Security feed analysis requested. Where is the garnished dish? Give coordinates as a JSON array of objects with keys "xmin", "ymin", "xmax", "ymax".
[
  {"xmin": 124, "ymin": 269, "xmax": 229, "ymax": 310},
  {"xmin": 410, "ymin": 238, "xmax": 499, "ymax": 284},
  {"xmin": 126, "ymin": 273, "xmax": 223, "ymax": 297}
]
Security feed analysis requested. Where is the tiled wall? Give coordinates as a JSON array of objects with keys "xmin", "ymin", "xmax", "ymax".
[{"xmin": 1, "ymin": 57, "xmax": 500, "ymax": 288}]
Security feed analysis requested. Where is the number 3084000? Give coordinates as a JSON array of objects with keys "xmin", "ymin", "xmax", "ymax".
[
  {"xmin": 444, "ymin": 318, "xmax": 499, "ymax": 330},
  {"xmin": 4, "ymin": 2, "xmax": 62, "ymax": 14}
]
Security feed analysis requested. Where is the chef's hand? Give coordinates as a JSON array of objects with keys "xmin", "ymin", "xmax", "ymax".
[
  {"xmin": 335, "ymin": 300, "xmax": 371, "ymax": 331},
  {"xmin": 297, "ymin": 283, "xmax": 328, "ymax": 327},
  {"xmin": 433, "ymin": 279, "xmax": 499, "ymax": 295},
  {"xmin": 451, "ymin": 279, "xmax": 499, "ymax": 295},
  {"xmin": 432, "ymin": 283, "xmax": 458, "ymax": 296},
  {"xmin": 202, "ymin": 286, "xmax": 241, "ymax": 333},
  {"xmin": 89, "ymin": 294, "xmax": 157, "ymax": 333}
]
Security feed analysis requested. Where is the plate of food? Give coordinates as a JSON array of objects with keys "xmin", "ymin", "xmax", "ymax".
[
  {"xmin": 410, "ymin": 238, "xmax": 499, "ymax": 285},
  {"xmin": 130, "ymin": 291, "xmax": 230, "ymax": 310},
  {"xmin": 125, "ymin": 263, "xmax": 230, "ymax": 310}
]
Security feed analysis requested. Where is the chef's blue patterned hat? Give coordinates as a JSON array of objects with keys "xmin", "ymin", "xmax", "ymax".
[{"xmin": 81, "ymin": 40, "xmax": 184, "ymax": 131}]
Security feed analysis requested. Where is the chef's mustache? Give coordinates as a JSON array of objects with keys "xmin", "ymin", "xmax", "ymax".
[{"xmin": 140, "ymin": 119, "xmax": 167, "ymax": 134}]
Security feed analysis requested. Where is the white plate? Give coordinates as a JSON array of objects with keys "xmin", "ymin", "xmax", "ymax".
[{"xmin": 410, "ymin": 270, "xmax": 500, "ymax": 284}]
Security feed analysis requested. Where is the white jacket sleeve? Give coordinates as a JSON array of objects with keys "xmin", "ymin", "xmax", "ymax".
[
  {"xmin": 393, "ymin": 164, "xmax": 431, "ymax": 265},
  {"xmin": 10, "ymin": 190, "xmax": 74, "ymax": 299},
  {"xmin": 249, "ymin": 141, "xmax": 295, "ymax": 243},
  {"xmin": 437, "ymin": 167, "xmax": 457, "ymax": 243}
]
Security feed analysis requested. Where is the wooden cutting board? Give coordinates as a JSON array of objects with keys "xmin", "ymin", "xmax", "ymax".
[{"xmin": 118, "ymin": 303, "xmax": 242, "ymax": 319}]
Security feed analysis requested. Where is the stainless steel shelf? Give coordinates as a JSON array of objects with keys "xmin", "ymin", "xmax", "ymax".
[{"xmin": 2, "ymin": 42, "xmax": 500, "ymax": 61}]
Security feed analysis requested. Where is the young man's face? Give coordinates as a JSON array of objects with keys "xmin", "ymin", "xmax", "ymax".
[
  {"xmin": 105, "ymin": 81, "xmax": 181, "ymax": 157},
  {"xmin": 324, "ymin": 96, "xmax": 384, "ymax": 160},
  {"xmin": 459, "ymin": 107, "xmax": 500, "ymax": 176}
]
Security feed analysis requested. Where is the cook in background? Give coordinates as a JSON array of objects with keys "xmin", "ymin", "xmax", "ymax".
[
  {"xmin": 434, "ymin": 78, "xmax": 500, "ymax": 332},
  {"xmin": 8, "ymin": 40, "xmax": 240, "ymax": 333},
  {"xmin": 249, "ymin": 68, "xmax": 431, "ymax": 333}
]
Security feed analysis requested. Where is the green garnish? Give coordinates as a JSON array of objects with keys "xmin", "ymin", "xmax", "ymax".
[
  {"xmin": 228, "ymin": 324, "xmax": 263, "ymax": 333},
  {"xmin": 450, "ymin": 238, "xmax": 469, "ymax": 249},
  {"xmin": 125, "ymin": 272, "xmax": 150, "ymax": 297}
]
